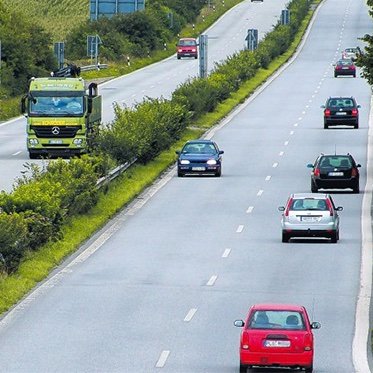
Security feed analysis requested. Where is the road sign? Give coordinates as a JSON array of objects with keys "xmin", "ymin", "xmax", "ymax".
[
  {"xmin": 199, "ymin": 34, "xmax": 208, "ymax": 78},
  {"xmin": 87, "ymin": 35, "xmax": 102, "ymax": 64},
  {"xmin": 54, "ymin": 42, "xmax": 65, "ymax": 69},
  {"xmin": 90, "ymin": 0, "xmax": 145, "ymax": 20},
  {"xmin": 246, "ymin": 29, "xmax": 258, "ymax": 51},
  {"xmin": 281, "ymin": 9, "xmax": 290, "ymax": 25}
]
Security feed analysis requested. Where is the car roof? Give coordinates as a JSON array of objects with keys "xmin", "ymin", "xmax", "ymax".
[
  {"xmin": 252, "ymin": 304, "xmax": 305, "ymax": 312},
  {"xmin": 185, "ymin": 139, "xmax": 214, "ymax": 144},
  {"xmin": 328, "ymin": 96, "xmax": 355, "ymax": 99},
  {"xmin": 290, "ymin": 193, "xmax": 329, "ymax": 199},
  {"xmin": 319, "ymin": 154, "xmax": 353, "ymax": 158},
  {"xmin": 179, "ymin": 37, "xmax": 196, "ymax": 41}
]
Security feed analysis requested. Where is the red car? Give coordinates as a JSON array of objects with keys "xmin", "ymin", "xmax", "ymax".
[
  {"xmin": 234, "ymin": 303, "xmax": 321, "ymax": 372},
  {"xmin": 176, "ymin": 37, "xmax": 198, "ymax": 59}
]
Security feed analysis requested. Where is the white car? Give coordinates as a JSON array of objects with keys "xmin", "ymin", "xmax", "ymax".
[{"xmin": 342, "ymin": 47, "xmax": 360, "ymax": 61}]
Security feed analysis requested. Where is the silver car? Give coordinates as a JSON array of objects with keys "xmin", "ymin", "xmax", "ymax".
[
  {"xmin": 278, "ymin": 193, "xmax": 343, "ymax": 243},
  {"xmin": 342, "ymin": 47, "xmax": 360, "ymax": 61}
]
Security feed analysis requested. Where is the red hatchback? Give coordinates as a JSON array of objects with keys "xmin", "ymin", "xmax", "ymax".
[
  {"xmin": 234, "ymin": 304, "xmax": 321, "ymax": 372},
  {"xmin": 176, "ymin": 37, "xmax": 198, "ymax": 59}
]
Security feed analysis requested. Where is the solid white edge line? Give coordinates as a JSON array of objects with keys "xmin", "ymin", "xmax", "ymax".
[
  {"xmin": 352, "ymin": 97, "xmax": 373, "ymax": 373},
  {"xmin": 155, "ymin": 350, "xmax": 170, "ymax": 368},
  {"xmin": 184, "ymin": 308, "xmax": 197, "ymax": 322}
]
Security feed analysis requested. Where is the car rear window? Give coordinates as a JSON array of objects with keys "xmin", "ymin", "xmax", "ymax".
[
  {"xmin": 338, "ymin": 60, "xmax": 353, "ymax": 66},
  {"xmin": 290, "ymin": 198, "xmax": 328, "ymax": 211},
  {"xmin": 249, "ymin": 311, "xmax": 306, "ymax": 330},
  {"xmin": 320, "ymin": 156, "xmax": 352, "ymax": 168},
  {"xmin": 328, "ymin": 98, "xmax": 355, "ymax": 108},
  {"xmin": 178, "ymin": 39, "xmax": 196, "ymax": 46}
]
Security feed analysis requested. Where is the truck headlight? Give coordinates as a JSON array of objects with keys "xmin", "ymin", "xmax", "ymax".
[
  {"xmin": 29, "ymin": 139, "xmax": 39, "ymax": 145},
  {"xmin": 73, "ymin": 139, "xmax": 83, "ymax": 145}
]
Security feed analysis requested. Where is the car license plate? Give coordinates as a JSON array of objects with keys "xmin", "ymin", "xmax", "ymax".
[
  {"xmin": 342, "ymin": 67, "xmax": 349, "ymax": 69},
  {"xmin": 329, "ymin": 172, "xmax": 344, "ymax": 176},
  {"xmin": 336, "ymin": 112, "xmax": 347, "ymax": 115},
  {"xmin": 192, "ymin": 167, "xmax": 205, "ymax": 171},
  {"xmin": 264, "ymin": 340, "xmax": 290, "ymax": 348},
  {"xmin": 301, "ymin": 216, "xmax": 319, "ymax": 222},
  {"xmin": 49, "ymin": 139, "xmax": 63, "ymax": 144}
]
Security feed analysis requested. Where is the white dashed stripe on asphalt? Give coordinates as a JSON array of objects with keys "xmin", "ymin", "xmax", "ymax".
[
  {"xmin": 207, "ymin": 275, "xmax": 218, "ymax": 286},
  {"xmin": 184, "ymin": 308, "xmax": 197, "ymax": 322},
  {"xmin": 156, "ymin": 350, "xmax": 170, "ymax": 368}
]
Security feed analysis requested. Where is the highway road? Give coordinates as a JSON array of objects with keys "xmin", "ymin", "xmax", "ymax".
[
  {"xmin": 0, "ymin": 0, "xmax": 287, "ymax": 193},
  {"xmin": 0, "ymin": 0, "xmax": 372, "ymax": 372}
]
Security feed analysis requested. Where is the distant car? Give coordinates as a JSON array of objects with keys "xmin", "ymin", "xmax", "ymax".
[
  {"xmin": 278, "ymin": 193, "xmax": 343, "ymax": 243},
  {"xmin": 176, "ymin": 38, "xmax": 198, "ymax": 59},
  {"xmin": 322, "ymin": 96, "xmax": 360, "ymax": 129},
  {"xmin": 234, "ymin": 303, "xmax": 321, "ymax": 373},
  {"xmin": 342, "ymin": 47, "xmax": 360, "ymax": 61},
  {"xmin": 176, "ymin": 139, "xmax": 224, "ymax": 177},
  {"xmin": 334, "ymin": 59, "xmax": 356, "ymax": 77},
  {"xmin": 251, "ymin": 0, "xmax": 263, "ymax": 2},
  {"xmin": 307, "ymin": 153, "xmax": 361, "ymax": 193}
]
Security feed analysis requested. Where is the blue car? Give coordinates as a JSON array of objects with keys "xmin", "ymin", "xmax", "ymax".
[{"xmin": 176, "ymin": 140, "xmax": 224, "ymax": 177}]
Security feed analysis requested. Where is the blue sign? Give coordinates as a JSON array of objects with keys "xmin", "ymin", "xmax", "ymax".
[{"xmin": 90, "ymin": 0, "xmax": 145, "ymax": 20}]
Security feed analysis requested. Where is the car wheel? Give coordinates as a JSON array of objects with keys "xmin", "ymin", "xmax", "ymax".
[
  {"xmin": 177, "ymin": 55, "xmax": 181, "ymax": 60},
  {"xmin": 354, "ymin": 122, "xmax": 359, "ymax": 129},
  {"xmin": 29, "ymin": 152, "xmax": 38, "ymax": 159},
  {"xmin": 195, "ymin": 55, "xmax": 198, "ymax": 59},
  {"xmin": 239, "ymin": 363, "xmax": 247, "ymax": 373},
  {"xmin": 311, "ymin": 180, "xmax": 318, "ymax": 193},
  {"xmin": 305, "ymin": 364, "xmax": 313, "ymax": 373},
  {"xmin": 177, "ymin": 171, "xmax": 184, "ymax": 177},
  {"xmin": 324, "ymin": 122, "xmax": 329, "ymax": 129},
  {"xmin": 337, "ymin": 230, "xmax": 340, "ymax": 241},
  {"xmin": 330, "ymin": 232, "xmax": 337, "ymax": 243},
  {"xmin": 215, "ymin": 168, "xmax": 222, "ymax": 177},
  {"xmin": 352, "ymin": 182, "xmax": 359, "ymax": 194},
  {"xmin": 334, "ymin": 73, "xmax": 338, "ymax": 78},
  {"xmin": 282, "ymin": 232, "xmax": 289, "ymax": 243}
]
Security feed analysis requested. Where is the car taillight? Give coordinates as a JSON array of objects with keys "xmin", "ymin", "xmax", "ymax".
[
  {"xmin": 285, "ymin": 197, "xmax": 293, "ymax": 216},
  {"xmin": 324, "ymin": 109, "xmax": 331, "ymax": 116},
  {"xmin": 351, "ymin": 168, "xmax": 358, "ymax": 177},
  {"xmin": 326, "ymin": 198, "xmax": 334, "ymax": 216},
  {"xmin": 352, "ymin": 109, "xmax": 358, "ymax": 116},
  {"xmin": 241, "ymin": 331, "xmax": 250, "ymax": 350},
  {"xmin": 336, "ymin": 65, "xmax": 341, "ymax": 70},
  {"xmin": 304, "ymin": 333, "xmax": 313, "ymax": 351},
  {"xmin": 313, "ymin": 168, "xmax": 320, "ymax": 177},
  {"xmin": 351, "ymin": 65, "xmax": 356, "ymax": 69}
]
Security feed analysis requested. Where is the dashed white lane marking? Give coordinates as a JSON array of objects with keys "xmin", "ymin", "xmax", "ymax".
[
  {"xmin": 298, "ymin": 117, "xmax": 303, "ymax": 121},
  {"xmin": 284, "ymin": 141, "xmax": 289, "ymax": 146},
  {"xmin": 156, "ymin": 350, "xmax": 170, "ymax": 368},
  {"xmin": 273, "ymin": 162, "xmax": 278, "ymax": 168},
  {"xmin": 141, "ymin": 90, "xmax": 146, "ymax": 93},
  {"xmin": 279, "ymin": 151, "xmax": 284, "ymax": 156},
  {"xmin": 150, "ymin": 85, "xmax": 155, "ymax": 88},
  {"xmin": 131, "ymin": 94, "xmax": 136, "ymax": 98},
  {"xmin": 290, "ymin": 131, "xmax": 294, "ymax": 135},
  {"xmin": 306, "ymin": 105, "xmax": 309, "ymax": 108},
  {"xmin": 12, "ymin": 151, "xmax": 21, "ymax": 156},
  {"xmin": 257, "ymin": 189, "xmax": 263, "ymax": 196},
  {"xmin": 312, "ymin": 94, "xmax": 315, "ymax": 98},
  {"xmin": 265, "ymin": 175, "xmax": 271, "ymax": 181},
  {"xmin": 246, "ymin": 206, "xmax": 254, "ymax": 213},
  {"xmin": 207, "ymin": 275, "xmax": 218, "ymax": 286},
  {"xmin": 184, "ymin": 308, "xmax": 197, "ymax": 322},
  {"xmin": 236, "ymin": 225, "xmax": 244, "ymax": 233},
  {"xmin": 222, "ymin": 248, "xmax": 231, "ymax": 258},
  {"xmin": 294, "ymin": 123, "xmax": 298, "ymax": 127},
  {"xmin": 302, "ymin": 110, "xmax": 306, "ymax": 114}
]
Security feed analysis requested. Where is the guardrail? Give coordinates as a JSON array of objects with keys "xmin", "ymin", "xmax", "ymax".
[
  {"xmin": 80, "ymin": 64, "xmax": 108, "ymax": 72},
  {"xmin": 96, "ymin": 158, "xmax": 137, "ymax": 189}
]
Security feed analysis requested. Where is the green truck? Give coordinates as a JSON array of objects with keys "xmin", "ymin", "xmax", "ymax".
[{"xmin": 21, "ymin": 76, "xmax": 102, "ymax": 159}]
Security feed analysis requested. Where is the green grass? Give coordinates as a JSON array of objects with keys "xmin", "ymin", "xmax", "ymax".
[{"xmin": 0, "ymin": 1, "xmax": 321, "ymax": 315}]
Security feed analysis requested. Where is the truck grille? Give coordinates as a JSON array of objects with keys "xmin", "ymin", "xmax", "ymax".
[{"xmin": 31, "ymin": 125, "xmax": 82, "ymax": 138}]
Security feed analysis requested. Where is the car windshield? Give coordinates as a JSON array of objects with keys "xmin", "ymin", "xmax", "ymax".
[
  {"xmin": 249, "ymin": 310, "xmax": 306, "ymax": 330},
  {"xmin": 30, "ymin": 95, "xmax": 84, "ymax": 116},
  {"xmin": 320, "ymin": 156, "xmax": 352, "ymax": 168},
  {"xmin": 178, "ymin": 39, "xmax": 196, "ymax": 46},
  {"xmin": 182, "ymin": 143, "xmax": 217, "ymax": 154},
  {"xmin": 290, "ymin": 198, "xmax": 328, "ymax": 211},
  {"xmin": 328, "ymin": 98, "xmax": 355, "ymax": 108}
]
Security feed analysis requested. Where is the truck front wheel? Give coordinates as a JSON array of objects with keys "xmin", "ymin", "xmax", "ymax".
[{"xmin": 29, "ymin": 152, "xmax": 38, "ymax": 159}]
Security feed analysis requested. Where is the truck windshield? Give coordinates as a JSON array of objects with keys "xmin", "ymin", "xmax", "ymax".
[{"xmin": 29, "ymin": 95, "xmax": 84, "ymax": 116}]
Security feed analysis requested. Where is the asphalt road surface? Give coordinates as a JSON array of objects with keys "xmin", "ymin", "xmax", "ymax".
[
  {"xmin": 0, "ymin": 0, "xmax": 287, "ymax": 192},
  {"xmin": 0, "ymin": 0, "xmax": 371, "ymax": 372}
]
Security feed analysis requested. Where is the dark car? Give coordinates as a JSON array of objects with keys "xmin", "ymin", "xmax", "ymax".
[
  {"xmin": 307, "ymin": 154, "xmax": 361, "ymax": 193},
  {"xmin": 176, "ymin": 38, "xmax": 198, "ymax": 59},
  {"xmin": 322, "ymin": 97, "xmax": 360, "ymax": 129},
  {"xmin": 176, "ymin": 140, "xmax": 224, "ymax": 177},
  {"xmin": 334, "ymin": 59, "xmax": 356, "ymax": 77}
]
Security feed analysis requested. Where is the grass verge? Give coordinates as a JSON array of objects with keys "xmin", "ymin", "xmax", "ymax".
[{"xmin": 0, "ymin": 1, "xmax": 321, "ymax": 315}]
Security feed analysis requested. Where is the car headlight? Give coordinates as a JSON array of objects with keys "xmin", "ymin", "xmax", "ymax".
[
  {"xmin": 73, "ymin": 139, "xmax": 83, "ymax": 145},
  {"xmin": 207, "ymin": 159, "xmax": 217, "ymax": 165},
  {"xmin": 29, "ymin": 139, "xmax": 39, "ymax": 145},
  {"xmin": 180, "ymin": 160, "xmax": 190, "ymax": 165},
  {"xmin": 178, "ymin": 49, "xmax": 183, "ymax": 53}
]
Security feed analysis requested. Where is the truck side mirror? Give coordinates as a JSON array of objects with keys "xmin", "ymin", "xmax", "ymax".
[
  {"xmin": 87, "ymin": 98, "xmax": 92, "ymax": 114},
  {"xmin": 21, "ymin": 96, "xmax": 27, "ymax": 115}
]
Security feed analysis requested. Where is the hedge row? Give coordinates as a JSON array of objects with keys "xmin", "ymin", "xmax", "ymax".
[
  {"xmin": 98, "ymin": 0, "xmax": 310, "ymax": 164},
  {"xmin": 0, "ymin": 156, "xmax": 109, "ymax": 273}
]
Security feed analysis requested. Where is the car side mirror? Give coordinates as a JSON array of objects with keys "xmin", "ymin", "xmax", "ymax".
[
  {"xmin": 278, "ymin": 206, "xmax": 285, "ymax": 212},
  {"xmin": 336, "ymin": 206, "xmax": 343, "ymax": 211},
  {"xmin": 311, "ymin": 322, "xmax": 321, "ymax": 329},
  {"xmin": 320, "ymin": 105, "xmax": 325, "ymax": 108},
  {"xmin": 234, "ymin": 320, "xmax": 245, "ymax": 327},
  {"xmin": 175, "ymin": 150, "xmax": 180, "ymax": 155},
  {"xmin": 357, "ymin": 164, "xmax": 361, "ymax": 167},
  {"xmin": 307, "ymin": 163, "xmax": 314, "ymax": 168},
  {"xmin": 219, "ymin": 150, "xmax": 224, "ymax": 155},
  {"xmin": 357, "ymin": 105, "xmax": 361, "ymax": 108}
]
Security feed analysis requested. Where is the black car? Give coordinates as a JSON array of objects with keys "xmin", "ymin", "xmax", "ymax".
[
  {"xmin": 322, "ymin": 96, "xmax": 360, "ymax": 129},
  {"xmin": 176, "ymin": 140, "xmax": 224, "ymax": 177},
  {"xmin": 307, "ymin": 154, "xmax": 361, "ymax": 193},
  {"xmin": 334, "ymin": 59, "xmax": 356, "ymax": 77}
]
